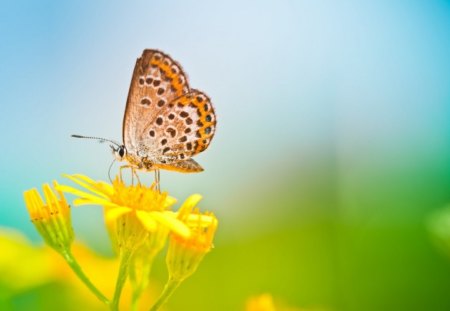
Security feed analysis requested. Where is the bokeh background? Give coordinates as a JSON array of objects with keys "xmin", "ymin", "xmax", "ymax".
[{"xmin": 1, "ymin": 1, "xmax": 450, "ymax": 310}]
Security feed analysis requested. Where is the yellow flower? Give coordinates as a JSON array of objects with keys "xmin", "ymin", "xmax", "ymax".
[
  {"xmin": 246, "ymin": 294, "xmax": 320, "ymax": 311},
  {"xmin": 149, "ymin": 195, "xmax": 218, "ymax": 311},
  {"xmin": 166, "ymin": 194, "xmax": 218, "ymax": 281},
  {"xmin": 246, "ymin": 294, "xmax": 277, "ymax": 311},
  {"xmin": 0, "ymin": 228, "xmax": 56, "ymax": 293},
  {"xmin": 56, "ymin": 174, "xmax": 190, "ymax": 252},
  {"xmin": 23, "ymin": 181, "xmax": 74, "ymax": 252}
]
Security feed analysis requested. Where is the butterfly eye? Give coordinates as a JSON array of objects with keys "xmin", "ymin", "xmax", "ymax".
[{"xmin": 118, "ymin": 146, "xmax": 125, "ymax": 158}]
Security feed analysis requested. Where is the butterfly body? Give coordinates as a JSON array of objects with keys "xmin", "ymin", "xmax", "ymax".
[
  {"xmin": 115, "ymin": 149, "xmax": 203, "ymax": 173},
  {"xmin": 118, "ymin": 49, "xmax": 216, "ymax": 173}
]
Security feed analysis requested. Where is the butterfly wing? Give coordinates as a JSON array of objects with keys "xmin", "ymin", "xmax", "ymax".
[
  {"xmin": 122, "ymin": 49, "xmax": 190, "ymax": 156},
  {"xmin": 156, "ymin": 158, "xmax": 204, "ymax": 173},
  {"xmin": 141, "ymin": 89, "xmax": 217, "ymax": 168},
  {"xmin": 123, "ymin": 50, "xmax": 217, "ymax": 173}
]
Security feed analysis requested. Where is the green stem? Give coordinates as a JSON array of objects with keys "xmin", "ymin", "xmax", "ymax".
[
  {"xmin": 111, "ymin": 249, "xmax": 133, "ymax": 311},
  {"xmin": 131, "ymin": 283, "xmax": 143, "ymax": 311},
  {"xmin": 130, "ymin": 258, "xmax": 154, "ymax": 311},
  {"xmin": 149, "ymin": 278, "xmax": 182, "ymax": 311},
  {"xmin": 131, "ymin": 292, "xmax": 140, "ymax": 311},
  {"xmin": 60, "ymin": 248, "xmax": 109, "ymax": 305}
]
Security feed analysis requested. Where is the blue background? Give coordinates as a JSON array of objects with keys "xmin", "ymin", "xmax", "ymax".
[{"xmin": 1, "ymin": 1, "xmax": 450, "ymax": 310}]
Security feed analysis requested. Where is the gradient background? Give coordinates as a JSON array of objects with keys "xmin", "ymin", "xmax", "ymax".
[{"xmin": 1, "ymin": 1, "xmax": 450, "ymax": 310}]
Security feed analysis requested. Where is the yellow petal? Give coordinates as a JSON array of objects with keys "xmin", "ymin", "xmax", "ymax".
[
  {"xmin": 72, "ymin": 198, "xmax": 122, "ymax": 209},
  {"xmin": 185, "ymin": 214, "xmax": 215, "ymax": 227},
  {"xmin": 26, "ymin": 189, "xmax": 46, "ymax": 218},
  {"xmin": 70, "ymin": 174, "xmax": 114, "ymax": 196},
  {"xmin": 152, "ymin": 211, "xmax": 191, "ymax": 238},
  {"xmin": 29, "ymin": 188, "xmax": 45, "ymax": 208},
  {"xmin": 73, "ymin": 195, "xmax": 114, "ymax": 207},
  {"xmin": 53, "ymin": 181, "xmax": 68, "ymax": 206},
  {"xmin": 43, "ymin": 184, "xmax": 58, "ymax": 210},
  {"xmin": 178, "ymin": 194, "xmax": 203, "ymax": 219},
  {"xmin": 63, "ymin": 174, "xmax": 109, "ymax": 199},
  {"xmin": 105, "ymin": 207, "xmax": 133, "ymax": 223},
  {"xmin": 164, "ymin": 196, "xmax": 177, "ymax": 209},
  {"xmin": 136, "ymin": 210, "xmax": 158, "ymax": 231},
  {"xmin": 55, "ymin": 185, "xmax": 107, "ymax": 204},
  {"xmin": 96, "ymin": 181, "xmax": 114, "ymax": 196},
  {"xmin": 70, "ymin": 174, "xmax": 96, "ymax": 184}
]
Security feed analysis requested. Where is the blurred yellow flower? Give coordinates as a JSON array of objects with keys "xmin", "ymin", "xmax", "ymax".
[
  {"xmin": 0, "ymin": 228, "xmax": 55, "ymax": 295},
  {"xmin": 246, "ymin": 294, "xmax": 277, "ymax": 311},
  {"xmin": 245, "ymin": 294, "xmax": 322, "ymax": 311},
  {"xmin": 62, "ymin": 242, "xmax": 158, "ymax": 311},
  {"xmin": 23, "ymin": 181, "xmax": 74, "ymax": 252}
]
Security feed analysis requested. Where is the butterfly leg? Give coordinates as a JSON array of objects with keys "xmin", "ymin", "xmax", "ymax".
[
  {"xmin": 119, "ymin": 165, "xmax": 127, "ymax": 182},
  {"xmin": 119, "ymin": 165, "xmax": 137, "ymax": 184},
  {"xmin": 154, "ymin": 169, "xmax": 161, "ymax": 192},
  {"xmin": 131, "ymin": 168, "xmax": 141, "ymax": 185}
]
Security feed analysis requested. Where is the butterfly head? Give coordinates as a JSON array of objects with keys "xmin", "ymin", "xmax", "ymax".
[
  {"xmin": 71, "ymin": 134, "xmax": 126, "ymax": 160},
  {"xmin": 111, "ymin": 144, "xmax": 127, "ymax": 161}
]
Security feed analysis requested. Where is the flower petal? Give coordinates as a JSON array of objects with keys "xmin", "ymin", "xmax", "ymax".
[
  {"xmin": 96, "ymin": 181, "xmax": 114, "ymax": 196},
  {"xmin": 55, "ymin": 184, "xmax": 107, "ymax": 204},
  {"xmin": 105, "ymin": 207, "xmax": 133, "ymax": 223},
  {"xmin": 185, "ymin": 214, "xmax": 216, "ymax": 227},
  {"xmin": 178, "ymin": 194, "xmax": 203, "ymax": 220},
  {"xmin": 69, "ymin": 174, "xmax": 96, "ymax": 184},
  {"xmin": 63, "ymin": 174, "xmax": 110, "ymax": 199},
  {"xmin": 73, "ymin": 198, "xmax": 122, "ymax": 208},
  {"xmin": 152, "ymin": 211, "xmax": 191, "ymax": 238},
  {"xmin": 136, "ymin": 210, "xmax": 158, "ymax": 231},
  {"xmin": 43, "ymin": 184, "xmax": 58, "ymax": 210},
  {"xmin": 24, "ymin": 190, "xmax": 39, "ymax": 217},
  {"xmin": 53, "ymin": 181, "xmax": 68, "ymax": 206},
  {"xmin": 163, "ymin": 196, "xmax": 177, "ymax": 209}
]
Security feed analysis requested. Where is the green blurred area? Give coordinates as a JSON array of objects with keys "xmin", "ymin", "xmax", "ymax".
[
  {"xmin": 0, "ymin": 283, "xmax": 99, "ymax": 311},
  {"xmin": 3, "ymin": 151, "xmax": 450, "ymax": 311},
  {"xmin": 166, "ymin": 151, "xmax": 450, "ymax": 311}
]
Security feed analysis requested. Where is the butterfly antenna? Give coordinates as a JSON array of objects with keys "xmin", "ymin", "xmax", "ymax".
[
  {"xmin": 108, "ymin": 158, "xmax": 116, "ymax": 183},
  {"xmin": 71, "ymin": 134, "xmax": 121, "ymax": 147}
]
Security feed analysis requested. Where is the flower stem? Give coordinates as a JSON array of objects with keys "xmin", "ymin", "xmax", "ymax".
[
  {"xmin": 60, "ymin": 248, "xmax": 109, "ymax": 305},
  {"xmin": 111, "ymin": 249, "xmax": 133, "ymax": 311},
  {"xmin": 130, "ymin": 258, "xmax": 154, "ymax": 311},
  {"xmin": 131, "ymin": 281, "xmax": 144, "ymax": 311},
  {"xmin": 131, "ymin": 283, "xmax": 144, "ymax": 311},
  {"xmin": 149, "ymin": 278, "xmax": 182, "ymax": 311}
]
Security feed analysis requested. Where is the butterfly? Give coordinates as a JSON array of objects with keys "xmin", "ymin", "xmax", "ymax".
[{"xmin": 73, "ymin": 49, "xmax": 216, "ymax": 179}]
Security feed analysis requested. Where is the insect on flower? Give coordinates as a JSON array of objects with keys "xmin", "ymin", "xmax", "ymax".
[{"xmin": 72, "ymin": 50, "xmax": 217, "ymax": 185}]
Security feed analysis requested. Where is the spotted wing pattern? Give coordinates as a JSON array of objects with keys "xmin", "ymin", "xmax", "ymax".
[
  {"xmin": 122, "ymin": 49, "xmax": 216, "ymax": 172},
  {"xmin": 141, "ymin": 89, "xmax": 216, "ymax": 166},
  {"xmin": 123, "ymin": 49, "xmax": 189, "ymax": 156}
]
